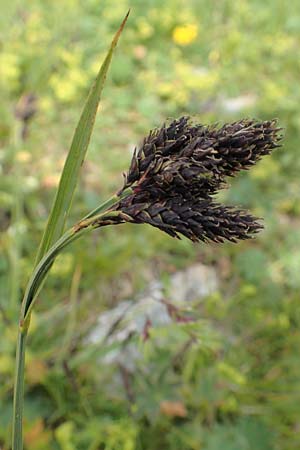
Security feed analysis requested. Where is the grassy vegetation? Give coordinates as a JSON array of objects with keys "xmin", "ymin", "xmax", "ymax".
[{"xmin": 1, "ymin": 0, "xmax": 300, "ymax": 449}]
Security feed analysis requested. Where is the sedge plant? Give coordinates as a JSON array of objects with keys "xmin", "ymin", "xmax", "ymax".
[{"xmin": 11, "ymin": 11, "xmax": 282, "ymax": 450}]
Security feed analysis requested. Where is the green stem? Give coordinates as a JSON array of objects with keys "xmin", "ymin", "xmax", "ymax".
[
  {"xmin": 21, "ymin": 227, "xmax": 87, "ymax": 324},
  {"xmin": 12, "ymin": 189, "xmax": 132, "ymax": 449},
  {"xmin": 11, "ymin": 228, "xmax": 90, "ymax": 450},
  {"xmin": 12, "ymin": 328, "xmax": 27, "ymax": 450},
  {"xmin": 81, "ymin": 187, "xmax": 132, "ymax": 220},
  {"xmin": 22, "ymin": 190, "xmax": 132, "ymax": 323}
]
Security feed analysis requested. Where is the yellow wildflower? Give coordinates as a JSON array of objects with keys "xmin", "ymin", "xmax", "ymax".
[
  {"xmin": 172, "ymin": 24, "xmax": 198, "ymax": 46},
  {"xmin": 16, "ymin": 151, "xmax": 32, "ymax": 163}
]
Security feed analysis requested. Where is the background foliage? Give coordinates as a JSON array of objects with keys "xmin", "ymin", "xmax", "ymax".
[{"xmin": 1, "ymin": 0, "xmax": 300, "ymax": 449}]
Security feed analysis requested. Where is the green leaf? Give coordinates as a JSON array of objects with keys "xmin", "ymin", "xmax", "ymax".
[{"xmin": 35, "ymin": 11, "xmax": 130, "ymax": 265}]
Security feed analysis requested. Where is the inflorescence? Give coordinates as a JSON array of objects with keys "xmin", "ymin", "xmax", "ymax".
[{"xmin": 93, "ymin": 117, "xmax": 282, "ymax": 243}]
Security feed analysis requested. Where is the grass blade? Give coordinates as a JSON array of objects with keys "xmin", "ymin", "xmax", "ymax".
[{"xmin": 35, "ymin": 11, "xmax": 129, "ymax": 264}]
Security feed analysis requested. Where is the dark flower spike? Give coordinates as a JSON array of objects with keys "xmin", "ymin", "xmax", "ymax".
[
  {"xmin": 93, "ymin": 116, "xmax": 281, "ymax": 243},
  {"xmin": 95, "ymin": 194, "xmax": 263, "ymax": 243},
  {"xmin": 120, "ymin": 117, "xmax": 282, "ymax": 198}
]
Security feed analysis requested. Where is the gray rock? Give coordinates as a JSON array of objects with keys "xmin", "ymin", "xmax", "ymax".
[
  {"xmin": 87, "ymin": 264, "xmax": 218, "ymax": 367},
  {"xmin": 169, "ymin": 263, "xmax": 218, "ymax": 304}
]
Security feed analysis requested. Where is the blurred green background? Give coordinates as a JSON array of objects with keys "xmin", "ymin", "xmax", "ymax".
[{"xmin": 1, "ymin": 0, "xmax": 300, "ymax": 449}]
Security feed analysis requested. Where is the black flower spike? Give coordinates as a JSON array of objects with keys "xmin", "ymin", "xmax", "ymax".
[
  {"xmin": 120, "ymin": 117, "xmax": 282, "ymax": 198},
  {"xmin": 92, "ymin": 116, "xmax": 282, "ymax": 243},
  {"xmin": 101, "ymin": 194, "xmax": 263, "ymax": 243}
]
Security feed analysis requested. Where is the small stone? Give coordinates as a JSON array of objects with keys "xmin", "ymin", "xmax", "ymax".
[{"xmin": 169, "ymin": 263, "xmax": 218, "ymax": 303}]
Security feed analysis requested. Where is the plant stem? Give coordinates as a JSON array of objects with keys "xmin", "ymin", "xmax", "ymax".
[
  {"xmin": 11, "ymin": 191, "xmax": 132, "ymax": 448},
  {"xmin": 81, "ymin": 187, "xmax": 132, "ymax": 220},
  {"xmin": 12, "ymin": 327, "xmax": 27, "ymax": 450},
  {"xmin": 11, "ymin": 229, "xmax": 87, "ymax": 450},
  {"xmin": 21, "ymin": 188, "xmax": 132, "ymax": 322}
]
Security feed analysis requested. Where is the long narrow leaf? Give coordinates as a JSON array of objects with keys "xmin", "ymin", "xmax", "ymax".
[{"xmin": 35, "ymin": 11, "xmax": 129, "ymax": 265}]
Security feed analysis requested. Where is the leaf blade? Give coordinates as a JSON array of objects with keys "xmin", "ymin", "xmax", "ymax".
[{"xmin": 35, "ymin": 11, "xmax": 129, "ymax": 264}]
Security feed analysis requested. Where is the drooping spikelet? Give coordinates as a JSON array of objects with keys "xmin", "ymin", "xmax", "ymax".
[
  {"xmin": 103, "ymin": 193, "xmax": 263, "ymax": 243},
  {"xmin": 93, "ymin": 117, "xmax": 282, "ymax": 243}
]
